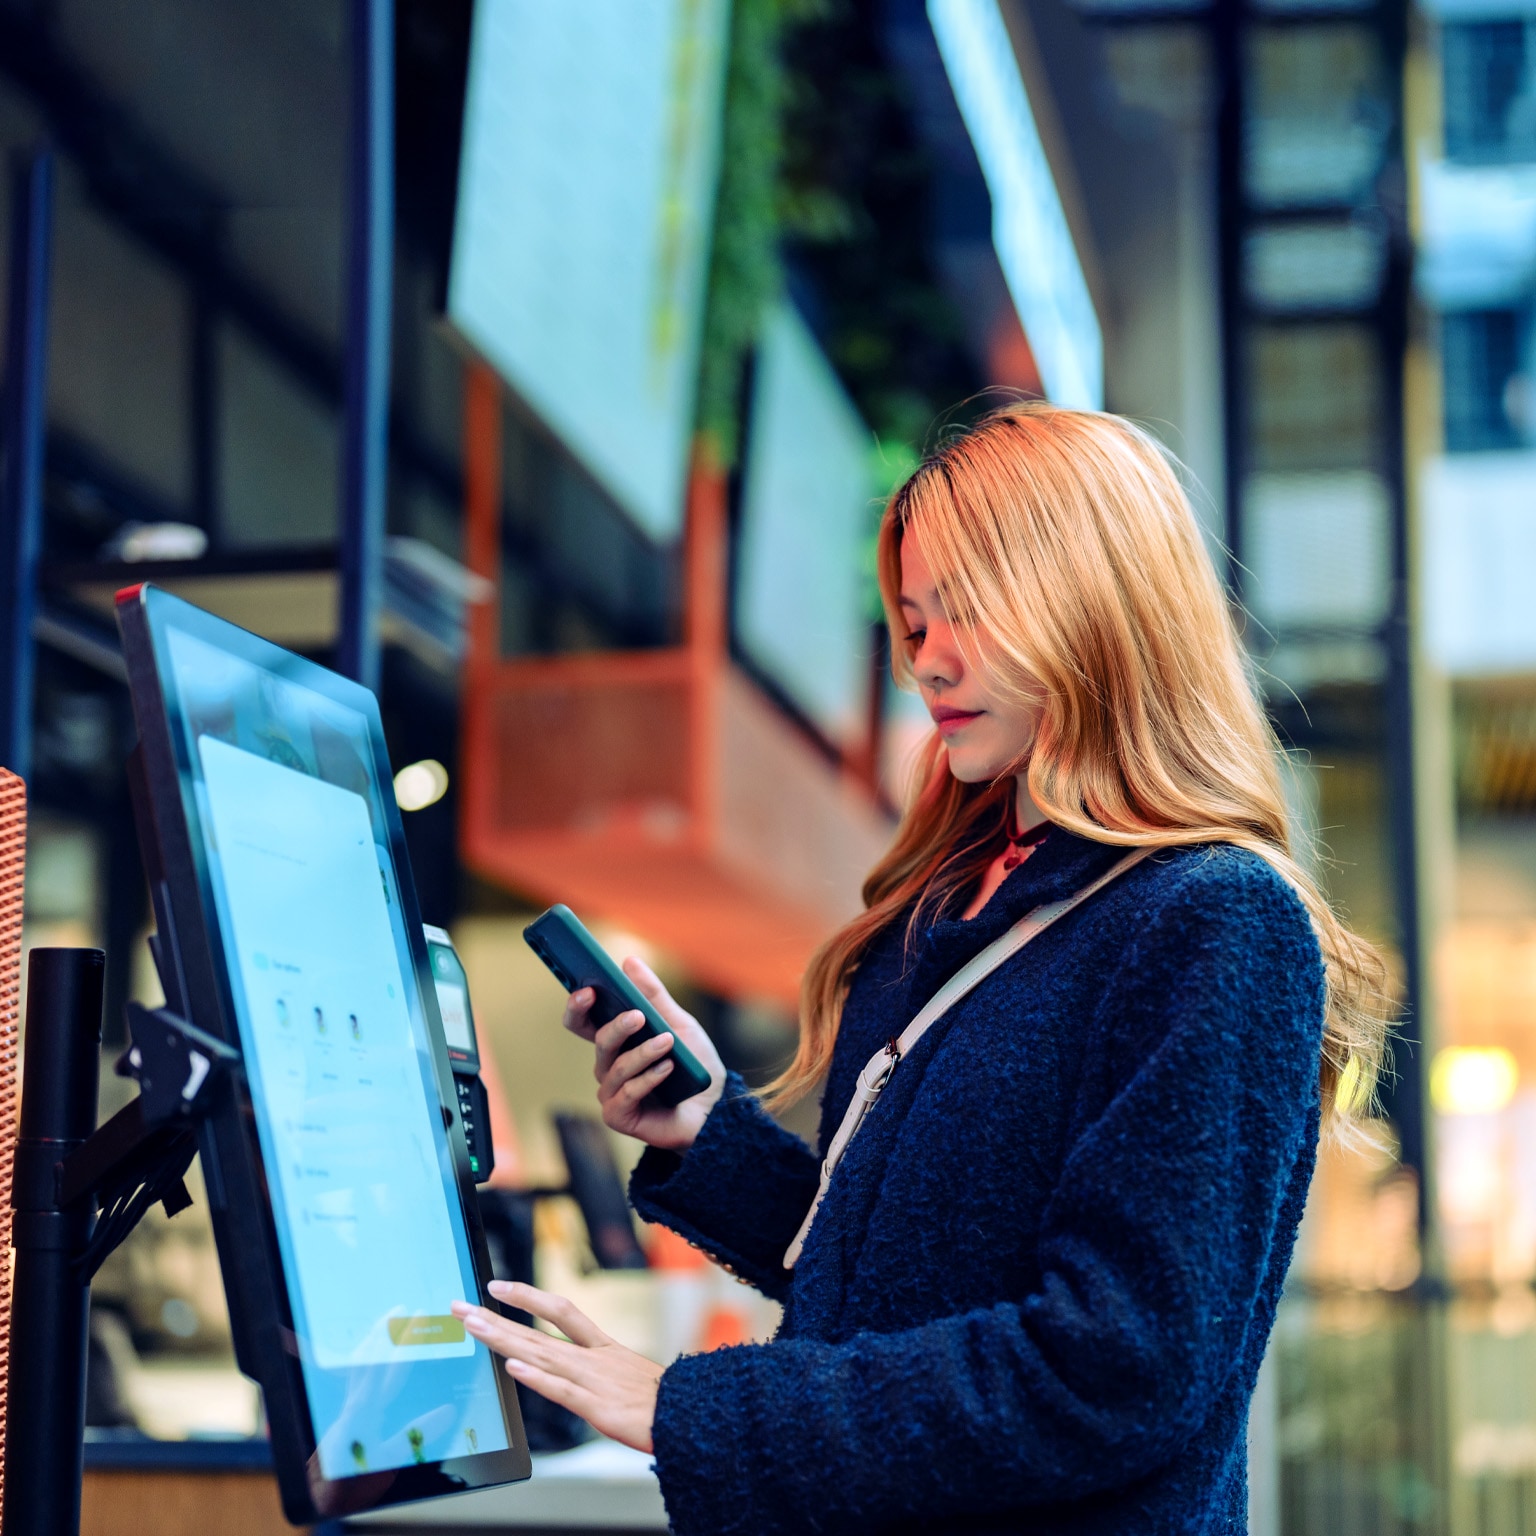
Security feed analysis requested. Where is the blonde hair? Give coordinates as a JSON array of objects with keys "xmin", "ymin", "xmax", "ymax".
[{"xmin": 769, "ymin": 402, "xmax": 1390, "ymax": 1126}]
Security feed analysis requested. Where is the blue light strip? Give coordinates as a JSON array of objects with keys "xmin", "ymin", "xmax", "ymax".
[{"xmin": 928, "ymin": 0, "xmax": 1103, "ymax": 409}]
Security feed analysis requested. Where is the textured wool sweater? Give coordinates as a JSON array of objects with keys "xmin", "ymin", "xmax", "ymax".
[{"xmin": 630, "ymin": 828, "xmax": 1326, "ymax": 1535}]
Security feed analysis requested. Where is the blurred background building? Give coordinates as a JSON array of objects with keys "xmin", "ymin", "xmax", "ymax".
[{"xmin": 4, "ymin": 0, "xmax": 1536, "ymax": 1532}]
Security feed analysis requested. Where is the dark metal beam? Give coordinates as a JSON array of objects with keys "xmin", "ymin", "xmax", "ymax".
[
  {"xmin": 1, "ymin": 148, "xmax": 55, "ymax": 780},
  {"xmin": 338, "ymin": 0, "xmax": 395, "ymax": 693},
  {"xmin": 189, "ymin": 282, "xmax": 221, "ymax": 540},
  {"xmin": 1373, "ymin": 0, "xmax": 1427, "ymax": 1225},
  {"xmin": 1070, "ymin": 0, "xmax": 1396, "ymax": 26},
  {"xmin": 1212, "ymin": 0, "xmax": 1245, "ymax": 596}
]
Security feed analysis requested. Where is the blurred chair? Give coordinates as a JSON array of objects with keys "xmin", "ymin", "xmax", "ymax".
[
  {"xmin": 0, "ymin": 770, "xmax": 27, "ymax": 1516},
  {"xmin": 552, "ymin": 1112, "xmax": 648, "ymax": 1272}
]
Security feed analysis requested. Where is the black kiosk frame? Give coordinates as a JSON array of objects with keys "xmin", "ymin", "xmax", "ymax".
[{"xmin": 5, "ymin": 583, "xmax": 531, "ymax": 1530}]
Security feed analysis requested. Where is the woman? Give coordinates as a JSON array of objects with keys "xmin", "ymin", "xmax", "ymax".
[{"xmin": 452, "ymin": 403, "xmax": 1389, "ymax": 1534}]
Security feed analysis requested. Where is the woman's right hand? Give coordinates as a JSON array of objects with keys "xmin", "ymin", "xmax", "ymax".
[{"xmin": 562, "ymin": 957, "xmax": 725, "ymax": 1152}]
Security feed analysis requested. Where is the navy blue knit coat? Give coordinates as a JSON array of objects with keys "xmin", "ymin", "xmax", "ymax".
[{"xmin": 629, "ymin": 829, "xmax": 1326, "ymax": 1535}]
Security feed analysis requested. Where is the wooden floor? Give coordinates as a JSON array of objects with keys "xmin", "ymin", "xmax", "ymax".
[{"xmin": 82, "ymin": 1470, "xmax": 306, "ymax": 1536}]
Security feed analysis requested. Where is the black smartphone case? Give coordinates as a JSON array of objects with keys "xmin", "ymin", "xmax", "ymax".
[{"xmin": 523, "ymin": 905, "xmax": 711, "ymax": 1107}]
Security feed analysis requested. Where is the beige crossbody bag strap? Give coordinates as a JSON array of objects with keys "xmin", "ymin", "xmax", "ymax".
[{"xmin": 783, "ymin": 847, "xmax": 1153, "ymax": 1269}]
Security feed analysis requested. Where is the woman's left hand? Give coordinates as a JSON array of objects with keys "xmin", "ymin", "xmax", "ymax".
[{"xmin": 451, "ymin": 1281, "xmax": 663, "ymax": 1453}]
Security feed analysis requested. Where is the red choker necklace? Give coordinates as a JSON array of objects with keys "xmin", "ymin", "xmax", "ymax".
[{"xmin": 1002, "ymin": 807, "xmax": 1052, "ymax": 871}]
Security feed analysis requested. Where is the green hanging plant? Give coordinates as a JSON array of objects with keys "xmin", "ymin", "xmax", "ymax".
[
  {"xmin": 694, "ymin": 0, "xmax": 780, "ymax": 466},
  {"xmin": 695, "ymin": 0, "xmax": 978, "ymax": 471},
  {"xmin": 694, "ymin": 0, "xmax": 823, "ymax": 466}
]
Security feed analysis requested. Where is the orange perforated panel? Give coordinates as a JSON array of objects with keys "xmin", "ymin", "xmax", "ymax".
[
  {"xmin": 461, "ymin": 660, "xmax": 891, "ymax": 1002},
  {"xmin": 0, "ymin": 770, "xmax": 26, "ymax": 1514},
  {"xmin": 486, "ymin": 652, "xmax": 693, "ymax": 836}
]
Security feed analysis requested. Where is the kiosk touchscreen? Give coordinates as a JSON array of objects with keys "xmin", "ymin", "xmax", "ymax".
[{"xmin": 116, "ymin": 584, "xmax": 530, "ymax": 1523}]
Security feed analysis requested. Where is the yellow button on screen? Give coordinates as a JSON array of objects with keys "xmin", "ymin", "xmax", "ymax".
[{"xmin": 388, "ymin": 1315, "xmax": 466, "ymax": 1346}]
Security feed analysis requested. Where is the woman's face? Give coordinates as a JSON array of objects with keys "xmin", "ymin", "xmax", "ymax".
[{"xmin": 899, "ymin": 532, "xmax": 1040, "ymax": 783}]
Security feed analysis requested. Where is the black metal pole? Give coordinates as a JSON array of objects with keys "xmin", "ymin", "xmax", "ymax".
[
  {"xmin": 0, "ymin": 147, "xmax": 54, "ymax": 780},
  {"xmin": 337, "ymin": 0, "xmax": 394, "ymax": 694},
  {"xmin": 1374, "ymin": 0, "xmax": 1427, "ymax": 1221},
  {"xmin": 1211, "ymin": 0, "xmax": 1245, "ymax": 600},
  {"xmin": 4, "ymin": 948, "xmax": 104, "ymax": 1536}
]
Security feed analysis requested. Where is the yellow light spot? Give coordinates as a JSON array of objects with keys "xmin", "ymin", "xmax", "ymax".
[
  {"xmin": 1431, "ymin": 1047, "xmax": 1518, "ymax": 1116},
  {"xmin": 393, "ymin": 758, "xmax": 449, "ymax": 812}
]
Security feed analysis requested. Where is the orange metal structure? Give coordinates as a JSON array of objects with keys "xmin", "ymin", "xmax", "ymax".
[
  {"xmin": 458, "ymin": 363, "xmax": 893, "ymax": 1004},
  {"xmin": 0, "ymin": 769, "xmax": 25, "ymax": 1515}
]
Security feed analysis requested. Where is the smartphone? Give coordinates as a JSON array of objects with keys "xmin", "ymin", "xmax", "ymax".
[{"xmin": 522, "ymin": 905, "xmax": 711, "ymax": 1108}]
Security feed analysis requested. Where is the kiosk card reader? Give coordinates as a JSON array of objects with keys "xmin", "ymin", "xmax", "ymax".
[
  {"xmin": 423, "ymin": 925, "xmax": 494, "ymax": 1182},
  {"xmin": 109, "ymin": 583, "xmax": 531, "ymax": 1523}
]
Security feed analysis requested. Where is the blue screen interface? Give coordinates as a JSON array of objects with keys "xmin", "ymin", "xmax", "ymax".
[{"xmin": 163, "ymin": 624, "xmax": 510, "ymax": 1480}]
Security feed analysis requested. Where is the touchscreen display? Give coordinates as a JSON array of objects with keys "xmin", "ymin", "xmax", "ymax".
[{"xmin": 163, "ymin": 625, "xmax": 510, "ymax": 1480}]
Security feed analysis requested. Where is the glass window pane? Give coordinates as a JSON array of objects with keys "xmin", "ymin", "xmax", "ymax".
[
  {"xmin": 217, "ymin": 323, "xmax": 339, "ymax": 548},
  {"xmin": 1249, "ymin": 322, "xmax": 1383, "ymax": 471},
  {"xmin": 1246, "ymin": 26, "xmax": 1389, "ymax": 208},
  {"xmin": 49, "ymin": 193, "xmax": 192, "ymax": 510}
]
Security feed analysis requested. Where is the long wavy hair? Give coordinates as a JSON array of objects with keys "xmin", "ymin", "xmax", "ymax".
[{"xmin": 768, "ymin": 402, "xmax": 1391, "ymax": 1126}]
